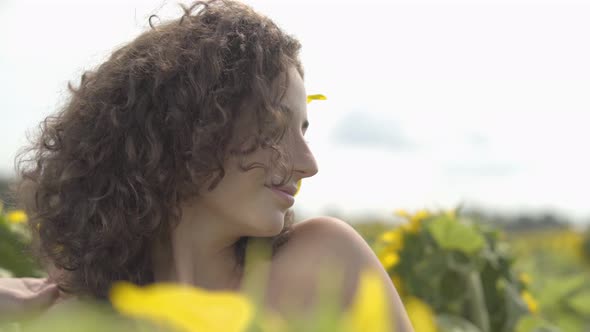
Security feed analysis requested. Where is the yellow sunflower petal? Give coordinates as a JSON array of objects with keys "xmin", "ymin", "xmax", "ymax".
[
  {"xmin": 519, "ymin": 272, "xmax": 532, "ymax": 286},
  {"xmin": 340, "ymin": 268, "xmax": 394, "ymax": 332},
  {"xmin": 378, "ymin": 229, "xmax": 404, "ymax": 248},
  {"xmin": 386, "ymin": 232, "xmax": 404, "ymax": 252},
  {"xmin": 6, "ymin": 210, "xmax": 28, "ymax": 224},
  {"xmin": 306, "ymin": 94, "xmax": 327, "ymax": 104},
  {"xmin": 405, "ymin": 296, "xmax": 438, "ymax": 332},
  {"xmin": 412, "ymin": 209, "xmax": 431, "ymax": 223},
  {"xmin": 393, "ymin": 209, "xmax": 411, "ymax": 219},
  {"xmin": 379, "ymin": 252, "xmax": 400, "ymax": 270},
  {"xmin": 401, "ymin": 220, "xmax": 421, "ymax": 234},
  {"xmin": 520, "ymin": 290, "xmax": 538, "ymax": 314},
  {"xmin": 109, "ymin": 281, "xmax": 254, "ymax": 332},
  {"xmin": 294, "ymin": 179, "xmax": 302, "ymax": 197}
]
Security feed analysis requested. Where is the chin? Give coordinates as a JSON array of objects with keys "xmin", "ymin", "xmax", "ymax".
[{"xmin": 259, "ymin": 214, "xmax": 285, "ymax": 237}]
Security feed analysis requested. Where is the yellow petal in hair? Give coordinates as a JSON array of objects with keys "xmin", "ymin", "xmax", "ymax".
[
  {"xmin": 109, "ymin": 281, "xmax": 254, "ymax": 332},
  {"xmin": 307, "ymin": 94, "xmax": 327, "ymax": 104}
]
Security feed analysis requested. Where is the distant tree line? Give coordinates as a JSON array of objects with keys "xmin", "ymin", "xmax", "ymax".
[{"xmin": 0, "ymin": 177, "xmax": 16, "ymax": 208}]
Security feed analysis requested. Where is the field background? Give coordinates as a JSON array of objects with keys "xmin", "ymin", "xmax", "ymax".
[{"xmin": 2, "ymin": 176, "xmax": 589, "ymax": 332}]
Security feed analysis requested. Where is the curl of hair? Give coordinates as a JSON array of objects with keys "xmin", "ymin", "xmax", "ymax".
[{"xmin": 11, "ymin": 0, "xmax": 304, "ymax": 301}]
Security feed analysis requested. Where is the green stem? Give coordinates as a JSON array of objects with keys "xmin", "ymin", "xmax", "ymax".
[{"xmin": 467, "ymin": 271, "xmax": 490, "ymax": 332}]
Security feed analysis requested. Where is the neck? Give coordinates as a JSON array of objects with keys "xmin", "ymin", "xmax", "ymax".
[{"xmin": 151, "ymin": 208, "xmax": 244, "ymax": 291}]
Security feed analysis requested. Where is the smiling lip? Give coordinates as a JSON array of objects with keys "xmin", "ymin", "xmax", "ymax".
[{"xmin": 268, "ymin": 187, "xmax": 295, "ymax": 206}]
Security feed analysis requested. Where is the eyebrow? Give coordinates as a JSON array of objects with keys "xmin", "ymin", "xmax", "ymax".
[{"xmin": 280, "ymin": 104, "xmax": 309, "ymax": 131}]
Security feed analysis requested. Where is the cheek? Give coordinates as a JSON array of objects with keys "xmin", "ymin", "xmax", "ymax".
[{"xmin": 220, "ymin": 168, "xmax": 268, "ymax": 205}]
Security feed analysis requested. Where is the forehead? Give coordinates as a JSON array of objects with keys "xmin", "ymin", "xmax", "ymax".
[
  {"xmin": 234, "ymin": 66, "xmax": 307, "ymax": 131},
  {"xmin": 278, "ymin": 66, "xmax": 307, "ymax": 118}
]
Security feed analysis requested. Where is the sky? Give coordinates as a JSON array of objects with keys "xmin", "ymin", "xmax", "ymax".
[{"xmin": 1, "ymin": 0, "xmax": 589, "ymax": 224}]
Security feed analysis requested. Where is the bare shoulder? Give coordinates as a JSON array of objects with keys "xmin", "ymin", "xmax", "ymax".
[
  {"xmin": 290, "ymin": 216, "xmax": 361, "ymax": 243},
  {"xmin": 277, "ymin": 216, "xmax": 380, "ymax": 268},
  {"xmin": 266, "ymin": 216, "xmax": 414, "ymax": 331},
  {"xmin": 284, "ymin": 217, "xmax": 374, "ymax": 273}
]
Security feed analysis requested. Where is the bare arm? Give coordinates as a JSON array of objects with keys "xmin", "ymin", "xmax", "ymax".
[{"xmin": 0, "ymin": 278, "xmax": 59, "ymax": 320}]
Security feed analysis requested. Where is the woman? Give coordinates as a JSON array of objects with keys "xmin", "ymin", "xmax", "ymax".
[{"xmin": 2, "ymin": 0, "xmax": 413, "ymax": 330}]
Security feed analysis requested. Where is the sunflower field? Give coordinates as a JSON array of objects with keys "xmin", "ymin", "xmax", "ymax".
[
  {"xmin": 356, "ymin": 207, "xmax": 590, "ymax": 332},
  {"xmin": 1, "ymin": 199, "xmax": 590, "ymax": 331}
]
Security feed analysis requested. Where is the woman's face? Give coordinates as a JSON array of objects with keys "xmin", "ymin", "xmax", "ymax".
[{"xmin": 189, "ymin": 65, "xmax": 318, "ymax": 237}]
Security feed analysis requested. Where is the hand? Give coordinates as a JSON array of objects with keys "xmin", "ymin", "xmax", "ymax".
[{"xmin": 0, "ymin": 278, "xmax": 59, "ymax": 319}]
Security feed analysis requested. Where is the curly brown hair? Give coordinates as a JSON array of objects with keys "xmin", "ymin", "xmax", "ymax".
[{"xmin": 11, "ymin": 0, "xmax": 304, "ymax": 301}]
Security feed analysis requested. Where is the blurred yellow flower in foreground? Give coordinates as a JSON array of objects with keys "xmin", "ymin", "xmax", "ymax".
[
  {"xmin": 404, "ymin": 296, "xmax": 438, "ymax": 332},
  {"xmin": 306, "ymin": 94, "xmax": 327, "ymax": 104},
  {"xmin": 6, "ymin": 210, "xmax": 28, "ymax": 224},
  {"xmin": 520, "ymin": 290, "xmax": 538, "ymax": 315},
  {"xmin": 109, "ymin": 281, "xmax": 254, "ymax": 332},
  {"xmin": 340, "ymin": 269, "xmax": 394, "ymax": 332},
  {"xmin": 110, "ymin": 268, "xmax": 397, "ymax": 332}
]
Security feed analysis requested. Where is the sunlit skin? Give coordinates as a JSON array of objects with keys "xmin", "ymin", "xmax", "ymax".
[{"xmin": 151, "ymin": 65, "xmax": 318, "ymax": 292}]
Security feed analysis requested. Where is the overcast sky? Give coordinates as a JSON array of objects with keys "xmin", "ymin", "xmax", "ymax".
[{"xmin": 1, "ymin": 0, "xmax": 589, "ymax": 223}]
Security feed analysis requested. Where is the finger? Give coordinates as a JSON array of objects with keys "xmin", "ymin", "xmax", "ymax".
[
  {"xmin": 21, "ymin": 284, "xmax": 59, "ymax": 311},
  {"xmin": 22, "ymin": 278, "xmax": 50, "ymax": 292}
]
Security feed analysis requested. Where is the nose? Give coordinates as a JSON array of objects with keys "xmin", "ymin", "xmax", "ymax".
[{"xmin": 292, "ymin": 137, "xmax": 319, "ymax": 180}]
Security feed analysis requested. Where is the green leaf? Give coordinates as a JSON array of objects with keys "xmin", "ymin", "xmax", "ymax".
[
  {"xmin": 567, "ymin": 289, "xmax": 590, "ymax": 315},
  {"xmin": 427, "ymin": 216, "xmax": 485, "ymax": 255},
  {"xmin": 13, "ymin": 301, "xmax": 137, "ymax": 332},
  {"xmin": 537, "ymin": 275, "xmax": 587, "ymax": 309},
  {"xmin": 554, "ymin": 312, "xmax": 585, "ymax": 332},
  {"xmin": 436, "ymin": 314, "xmax": 482, "ymax": 332},
  {"xmin": 0, "ymin": 220, "xmax": 40, "ymax": 277},
  {"xmin": 514, "ymin": 315, "xmax": 561, "ymax": 332}
]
